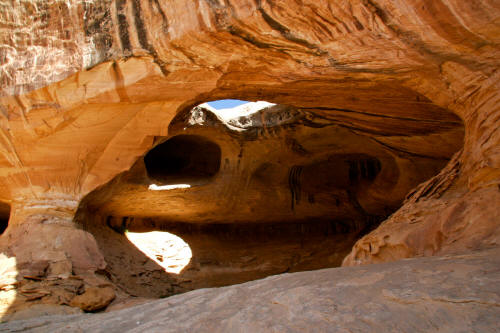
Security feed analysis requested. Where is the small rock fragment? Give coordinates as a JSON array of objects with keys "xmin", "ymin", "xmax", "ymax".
[{"xmin": 70, "ymin": 286, "xmax": 116, "ymax": 312}]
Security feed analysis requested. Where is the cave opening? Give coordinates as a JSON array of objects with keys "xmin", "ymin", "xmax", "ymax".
[
  {"xmin": 0, "ymin": 219, "xmax": 7, "ymax": 235},
  {"xmin": 0, "ymin": 202, "xmax": 10, "ymax": 235},
  {"xmin": 144, "ymin": 135, "xmax": 221, "ymax": 185},
  {"xmin": 77, "ymin": 96, "xmax": 465, "ymax": 303}
]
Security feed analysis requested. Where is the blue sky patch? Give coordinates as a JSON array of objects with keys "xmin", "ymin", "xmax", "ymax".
[{"xmin": 206, "ymin": 99, "xmax": 249, "ymax": 110}]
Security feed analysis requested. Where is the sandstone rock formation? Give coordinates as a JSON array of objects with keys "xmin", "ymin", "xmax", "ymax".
[
  {"xmin": 69, "ymin": 286, "xmax": 115, "ymax": 312},
  {"xmin": 74, "ymin": 102, "xmax": 461, "ymax": 297},
  {"xmin": 0, "ymin": 0, "xmax": 499, "ymax": 326}
]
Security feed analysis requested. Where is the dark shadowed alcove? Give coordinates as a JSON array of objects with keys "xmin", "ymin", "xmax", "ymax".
[
  {"xmin": 0, "ymin": 202, "xmax": 10, "ymax": 235},
  {"xmin": 144, "ymin": 135, "xmax": 221, "ymax": 185}
]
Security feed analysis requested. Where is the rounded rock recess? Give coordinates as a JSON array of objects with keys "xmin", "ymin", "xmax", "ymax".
[
  {"xmin": 0, "ymin": 202, "xmax": 10, "ymax": 235},
  {"xmin": 144, "ymin": 135, "xmax": 221, "ymax": 185}
]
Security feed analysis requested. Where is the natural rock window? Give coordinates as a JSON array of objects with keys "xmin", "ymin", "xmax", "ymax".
[
  {"xmin": 144, "ymin": 135, "xmax": 221, "ymax": 185},
  {"xmin": 206, "ymin": 99, "xmax": 249, "ymax": 110},
  {"xmin": 0, "ymin": 0, "xmax": 497, "ymax": 328}
]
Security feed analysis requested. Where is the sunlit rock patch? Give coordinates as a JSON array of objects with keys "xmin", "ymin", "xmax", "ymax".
[{"xmin": 125, "ymin": 231, "xmax": 192, "ymax": 274}]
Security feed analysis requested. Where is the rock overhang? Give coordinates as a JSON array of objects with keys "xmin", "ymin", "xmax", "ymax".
[{"xmin": 0, "ymin": 0, "xmax": 498, "ymax": 324}]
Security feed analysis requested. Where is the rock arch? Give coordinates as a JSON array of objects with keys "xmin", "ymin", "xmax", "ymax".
[{"xmin": 0, "ymin": 0, "xmax": 498, "ymax": 318}]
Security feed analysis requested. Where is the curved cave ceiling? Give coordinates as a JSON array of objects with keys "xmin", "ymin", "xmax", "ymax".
[
  {"xmin": 0, "ymin": 0, "xmax": 498, "ymax": 323},
  {"xmin": 74, "ymin": 100, "xmax": 464, "ymax": 297},
  {"xmin": 83, "ymin": 101, "xmax": 464, "ymax": 226}
]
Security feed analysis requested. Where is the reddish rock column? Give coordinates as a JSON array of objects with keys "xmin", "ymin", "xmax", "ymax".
[{"xmin": 0, "ymin": 197, "xmax": 106, "ymax": 279}]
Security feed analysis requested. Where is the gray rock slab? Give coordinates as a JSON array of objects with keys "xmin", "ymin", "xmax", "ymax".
[{"xmin": 2, "ymin": 248, "xmax": 500, "ymax": 332}]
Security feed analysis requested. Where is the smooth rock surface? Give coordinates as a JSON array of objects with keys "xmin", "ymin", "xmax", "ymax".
[
  {"xmin": 2, "ymin": 304, "xmax": 82, "ymax": 322},
  {"xmin": 1, "ymin": 248, "xmax": 499, "ymax": 332}
]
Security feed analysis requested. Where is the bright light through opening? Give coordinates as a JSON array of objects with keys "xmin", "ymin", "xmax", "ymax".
[
  {"xmin": 207, "ymin": 99, "xmax": 249, "ymax": 109},
  {"xmin": 201, "ymin": 101, "xmax": 276, "ymax": 122},
  {"xmin": 0, "ymin": 255, "xmax": 17, "ymax": 318},
  {"xmin": 148, "ymin": 184, "xmax": 191, "ymax": 191},
  {"xmin": 125, "ymin": 231, "xmax": 192, "ymax": 274}
]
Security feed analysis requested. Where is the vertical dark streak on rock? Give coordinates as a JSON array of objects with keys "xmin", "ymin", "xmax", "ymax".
[
  {"xmin": 121, "ymin": 216, "xmax": 128, "ymax": 232},
  {"xmin": 349, "ymin": 161, "xmax": 358, "ymax": 184},
  {"xmin": 349, "ymin": 158, "xmax": 380, "ymax": 184},
  {"xmin": 353, "ymin": 17, "xmax": 364, "ymax": 31},
  {"xmin": 112, "ymin": 61, "xmax": 131, "ymax": 102},
  {"xmin": 289, "ymin": 167, "xmax": 295, "ymax": 210},
  {"xmin": 106, "ymin": 216, "xmax": 113, "ymax": 229},
  {"xmin": 116, "ymin": 0, "xmax": 132, "ymax": 53},
  {"xmin": 131, "ymin": 0, "xmax": 149, "ymax": 50},
  {"xmin": 289, "ymin": 165, "xmax": 303, "ymax": 210},
  {"xmin": 149, "ymin": 0, "xmax": 169, "ymax": 31},
  {"xmin": 130, "ymin": 0, "xmax": 169, "ymax": 75},
  {"xmin": 363, "ymin": 0, "xmax": 389, "ymax": 23},
  {"xmin": 82, "ymin": 1, "xmax": 114, "ymax": 65},
  {"xmin": 346, "ymin": 189, "xmax": 367, "ymax": 231},
  {"xmin": 295, "ymin": 167, "xmax": 301, "ymax": 205}
]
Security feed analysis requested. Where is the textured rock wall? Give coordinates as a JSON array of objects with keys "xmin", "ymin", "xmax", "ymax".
[
  {"xmin": 80, "ymin": 216, "xmax": 366, "ymax": 298},
  {"xmin": 84, "ymin": 103, "xmax": 459, "ymax": 225},
  {"xmin": 0, "ymin": 0, "xmax": 114, "ymax": 96},
  {"xmin": 0, "ymin": 0, "xmax": 499, "ymax": 319},
  {"xmin": 72, "ymin": 102, "xmax": 461, "ymax": 296}
]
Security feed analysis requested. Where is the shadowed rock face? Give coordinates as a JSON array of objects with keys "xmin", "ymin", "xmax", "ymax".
[
  {"xmin": 0, "ymin": 202, "xmax": 9, "ymax": 235},
  {"xmin": 0, "ymin": 0, "xmax": 499, "ymax": 325},
  {"xmin": 74, "ymin": 102, "xmax": 463, "ymax": 297},
  {"xmin": 144, "ymin": 134, "xmax": 222, "ymax": 184},
  {"xmin": 86, "ymin": 103, "xmax": 458, "ymax": 225}
]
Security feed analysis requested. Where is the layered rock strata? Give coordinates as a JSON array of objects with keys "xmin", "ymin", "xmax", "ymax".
[{"xmin": 0, "ymin": 0, "xmax": 498, "ymax": 321}]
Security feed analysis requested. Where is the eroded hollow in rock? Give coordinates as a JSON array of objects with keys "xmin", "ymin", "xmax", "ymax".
[
  {"xmin": 144, "ymin": 135, "xmax": 221, "ymax": 185},
  {"xmin": 0, "ymin": 202, "xmax": 10, "ymax": 235},
  {"xmin": 301, "ymin": 155, "xmax": 382, "ymax": 192},
  {"xmin": 78, "ymin": 100, "xmax": 464, "ymax": 300},
  {"xmin": 0, "ymin": 219, "xmax": 7, "ymax": 235}
]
